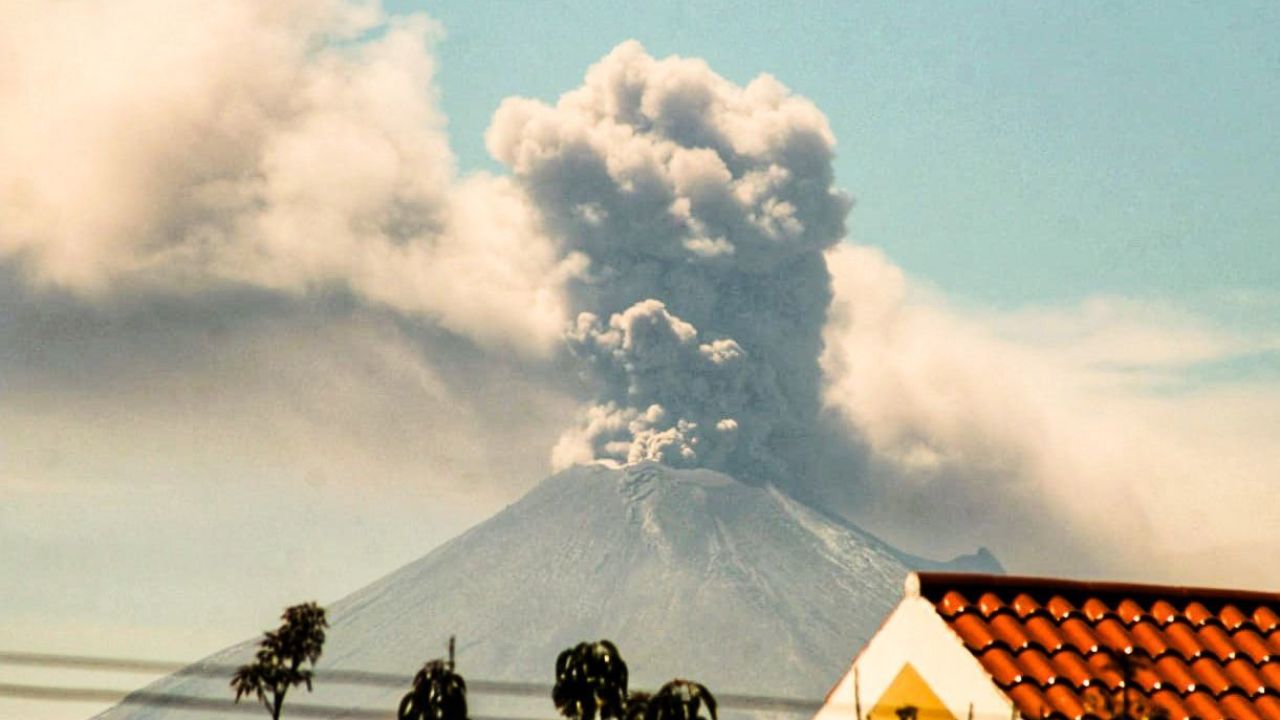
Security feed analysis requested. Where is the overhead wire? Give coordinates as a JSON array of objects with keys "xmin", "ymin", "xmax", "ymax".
[
  {"xmin": 0, "ymin": 649, "xmax": 823, "ymax": 715},
  {"xmin": 0, "ymin": 682, "xmax": 1031, "ymax": 720},
  {"xmin": 0, "ymin": 681, "xmax": 548, "ymax": 720}
]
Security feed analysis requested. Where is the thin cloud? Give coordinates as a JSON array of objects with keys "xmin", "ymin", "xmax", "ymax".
[{"xmin": 821, "ymin": 244, "xmax": 1280, "ymax": 585}]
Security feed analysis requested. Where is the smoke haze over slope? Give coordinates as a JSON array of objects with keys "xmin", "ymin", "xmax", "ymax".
[{"xmin": 94, "ymin": 464, "xmax": 1000, "ymax": 720}]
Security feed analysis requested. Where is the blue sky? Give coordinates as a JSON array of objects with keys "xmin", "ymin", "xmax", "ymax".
[{"xmin": 412, "ymin": 0, "xmax": 1280, "ymax": 306}]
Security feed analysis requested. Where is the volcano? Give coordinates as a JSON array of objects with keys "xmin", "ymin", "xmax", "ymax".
[{"xmin": 98, "ymin": 463, "xmax": 998, "ymax": 719}]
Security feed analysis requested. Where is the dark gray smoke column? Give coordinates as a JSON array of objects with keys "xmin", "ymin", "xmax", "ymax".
[{"xmin": 489, "ymin": 41, "xmax": 851, "ymax": 484}]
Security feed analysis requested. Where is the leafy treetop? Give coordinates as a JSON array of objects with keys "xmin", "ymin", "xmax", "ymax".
[
  {"xmin": 230, "ymin": 602, "xmax": 328, "ymax": 720},
  {"xmin": 399, "ymin": 659, "xmax": 469, "ymax": 720},
  {"xmin": 553, "ymin": 640, "xmax": 630, "ymax": 720},
  {"xmin": 645, "ymin": 679, "xmax": 717, "ymax": 720}
]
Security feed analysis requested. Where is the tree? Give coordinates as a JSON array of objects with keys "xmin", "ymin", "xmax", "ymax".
[
  {"xmin": 230, "ymin": 602, "xmax": 328, "ymax": 720},
  {"xmin": 625, "ymin": 691, "xmax": 652, "ymax": 720},
  {"xmin": 553, "ymin": 640, "xmax": 630, "ymax": 720},
  {"xmin": 644, "ymin": 679, "xmax": 716, "ymax": 720},
  {"xmin": 399, "ymin": 659, "xmax": 468, "ymax": 720}
]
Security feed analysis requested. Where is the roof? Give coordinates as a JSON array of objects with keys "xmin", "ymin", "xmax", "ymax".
[{"xmin": 911, "ymin": 572, "xmax": 1280, "ymax": 720}]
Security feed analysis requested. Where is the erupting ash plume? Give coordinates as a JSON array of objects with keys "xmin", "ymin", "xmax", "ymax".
[{"xmin": 488, "ymin": 41, "xmax": 852, "ymax": 484}]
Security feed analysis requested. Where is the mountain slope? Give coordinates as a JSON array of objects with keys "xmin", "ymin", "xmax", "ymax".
[{"xmin": 98, "ymin": 463, "xmax": 999, "ymax": 719}]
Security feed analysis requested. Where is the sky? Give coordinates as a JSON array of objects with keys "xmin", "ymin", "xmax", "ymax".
[
  {"xmin": 413, "ymin": 0, "xmax": 1280, "ymax": 305},
  {"xmin": 2, "ymin": 2, "xmax": 1279, "ymax": 718}
]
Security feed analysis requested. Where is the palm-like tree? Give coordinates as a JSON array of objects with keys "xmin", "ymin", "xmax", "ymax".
[
  {"xmin": 553, "ymin": 640, "xmax": 629, "ymax": 720},
  {"xmin": 644, "ymin": 679, "xmax": 716, "ymax": 720},
  {"xmin": 230, "ymin": 602, "xmax": 328, "ymax": 720},
  {"xmin": 398, "ymin": 659, "xmax": 468, "ymax": 720}
]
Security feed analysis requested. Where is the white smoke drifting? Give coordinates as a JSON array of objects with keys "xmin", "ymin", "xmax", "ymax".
[
  {"xmin": 820, "ymin": 244, "xmax": 1280, "ymax": 574},
  {"xmin": 488, "ymin": 42, "xmax": 851, "ymax": 482},
  {"xmin": 0, "ymin": 0, "xmax": 573, "ymax": 354}
]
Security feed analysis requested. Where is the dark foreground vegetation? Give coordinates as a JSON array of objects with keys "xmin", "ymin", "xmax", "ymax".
[{"xmin": 231, "ymin": 603, "xmax": 717, "ymax": 720}]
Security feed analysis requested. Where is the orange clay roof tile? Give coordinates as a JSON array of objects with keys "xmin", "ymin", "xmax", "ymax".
[
  {"xmin": 1255, "ymin": 694, "xmax": 1280, "ymax": 720},
  {"xmin": 1153, "ymin": 654, "xmax": 1199, "ymax": 693},
  {"xmin": 1186, "ymin": 602, "xmax": 1218, "ymax": 627},
  {"xmin": 1150, "ymin": 687, "xmax": 1193, "ymax": 719},
  {"xmin": 1117, "ymin": 599, "xmax": 1150, "ymax": 624},
  {"xmin": 991, "ymin": 614, "xmax": 1034, "ymax": 649},
  {"xmin": 1060, "ymin": 617, "xmax": 1103, "ymax": 655},
  {"xmin": 1166, "ymin": 621, "xmax": 1209, "ymax": 660},
  {"xmin": 1082, "ymin": 598, "xmax": 1118, "ymax": 623},
  {"xmin": 1046, "ymin": 596, "xmax": 1079, "ymax": 620},
  {"xmin": 979, "ymin": 647, "xmax": 1025, "ymax": 686},
  {"xmin": 1130, "ymin": 620, "xmax": 1171, "ymax": 657},
  {"xmin": 1013, "ymin": 593, "xmax": 1045, "ymax": 618},
  {"xmin": 1255, "ymin": 607, "xmax": 1280, "ymax": 632},
  {"xmin": 1014, "ymin": 648, "xmax": 1060, "ymax": 687},
  {"xmin": 1200, "ymin": 624, "xmax": 1243, "ymax": 661},
  {"xmin": 1259, "ymin": 661, "xmax": 1280, "ymax": 692},
  {"xmin": 1152, "ymin": 600, "xmax": 1182, "ymax": 625},
  {"xmin": 1094, "ymin": 617, "xmax": 1137, "ymax": 654},
  {"xmin": 913, "ymin": 573, "xmax": 1280, "ymax": 719},
  {"xmin": 1267, "ymin": 631, "xmax": 1280, "ymax": 657},
  {"xmin": 978, "ymin": 592, "xmax": 1006, "ymax": 617},
  {"xmin": 1223, "ymin": 606, "xmax": 1251, "ymax": 631},
  {"xmin": 1084, "ymin": 652, "xmax": 1124, "ymax": 689},
  {"xmin": 1183, "ymin": 690, "xmax": 1223, "ymax": 719},
  {"xmin": 1042, "ymin": 684, "xmax": 1086, "ymax": 717},
  {"xmin": 952, "ymin": 612, "xmax": 998, "ymax": 651},
  {"xmin": 1025, "ymin": 616, "xmax": 1068, "ymax": 652},
  {"xmin": 1191, "ymin": 656, "xmax": 1235, "ymax": 695},
  {"xmin": 1220, "ymin": 692, "xmax": 1265, "ymax": 720},
  {"xmin": 1048, "ymin": 651, "xmax": 1094, "ymax": 688},
  {"xmin": 1224, "ymin": 658, "xmax": 1267, "ymax": 696},
  {"xmin": 1232, "ymin": 628, "xmax": 1274, "ymax": 663},
  {"xmin": 1005, "ymin": 683, "xmax": 1053, "ymax": 718},
  {"xmin": 938, "ymin": 590, "xmax": 971, "ymax": 618}
]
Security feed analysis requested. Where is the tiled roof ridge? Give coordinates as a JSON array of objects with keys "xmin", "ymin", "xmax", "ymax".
[
  {"xmin": 912, "ymin": 572, "xmax": 1280, "ymax": 612},
  {"xmin": 909, "ymin": 573, "xmax": 1280, "ymax": 719}
]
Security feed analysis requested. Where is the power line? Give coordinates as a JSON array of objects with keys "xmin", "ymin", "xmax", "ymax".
[
  {"xmin": 0, "ymin": 651, "xmax": 184, "ymax": 676},
  {"xmin": 0, "ymin": 682, "xmax": 1033, "ymax": 720},
  {"xmin": 0, "ymin": 650, "xmax": 823, "ymax": 713},
  {"xmin": 0, "ymin": 681, "xmax": 546, "ymax": 720}
]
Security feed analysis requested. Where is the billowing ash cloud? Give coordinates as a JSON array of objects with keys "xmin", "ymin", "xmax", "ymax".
[
  {"xmin": 0, "ymin": 0, "xmax": 573, "ymax": 355},
  {"xmin": 488, "ymin": 42, "xmax": 851, "ymax": 483}
]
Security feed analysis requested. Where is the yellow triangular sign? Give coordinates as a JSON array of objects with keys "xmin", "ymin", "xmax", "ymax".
[{"xmin": 868, "ymin": 663, "xmax": 957, "ymax": 720}]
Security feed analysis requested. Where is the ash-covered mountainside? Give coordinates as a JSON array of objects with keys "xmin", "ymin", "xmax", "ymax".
[{"xmin": 98, "ymin": 464, "xmax": 999, "ymax": 719}]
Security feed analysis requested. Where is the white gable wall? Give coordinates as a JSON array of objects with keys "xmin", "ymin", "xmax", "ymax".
[{"xmin": 813, "ymin": 575, "xmax": 1014, "ymax": 720}]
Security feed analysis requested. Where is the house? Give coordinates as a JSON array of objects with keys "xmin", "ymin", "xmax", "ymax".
[{"xmin": 812, "ymin": 572, "xmax": 1280, "ymax": 720}]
